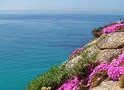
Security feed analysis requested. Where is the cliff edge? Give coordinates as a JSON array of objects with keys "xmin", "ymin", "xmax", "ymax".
[{"xmin": 27, "ymin": 20, "xmax": 124, "ymax": 90}]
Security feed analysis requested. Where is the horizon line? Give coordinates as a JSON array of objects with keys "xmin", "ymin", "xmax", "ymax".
[{"xmin": 0, "ymin": 10, "xmax": 124, "ymax": 15}]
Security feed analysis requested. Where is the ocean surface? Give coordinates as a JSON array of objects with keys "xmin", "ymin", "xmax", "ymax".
[{"xmin": 0, "ymin": 13, "xmax": 124, "ymax": 90}]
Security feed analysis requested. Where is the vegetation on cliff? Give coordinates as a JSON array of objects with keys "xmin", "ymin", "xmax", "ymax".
[
  {"xmin": 27, "ymin": 50, "xmax": 98, "ymax": 90},
  {"xmin": 27, "ymin": 20, "xmax": 124, "ymax": 90}
]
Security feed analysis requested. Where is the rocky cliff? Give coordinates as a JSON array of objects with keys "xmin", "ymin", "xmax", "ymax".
[
  {"xmin": 27, "ymin": 20, "xmax": 124, "ymax": 90},
  {"xmin": 65, "ymin": 32, "xmax": 124, "ymax": 69}
]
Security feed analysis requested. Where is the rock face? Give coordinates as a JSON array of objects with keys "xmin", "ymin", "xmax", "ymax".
[
  {"xmin": 65, "ymin": 32, "xmax": 124, "ymax": 69},
  {"xmin": 64, "ymin": 56, "xmax": 82, "ymax": 69},
  {"xmin": 27, "ymin": 21, "xmax": 124, "ymax": 90},
  {"xmin": 96, "ymin": 49, "xmax": 121, "ymax": 62},
  {"xmin": 97, "ymin": 32, "xmax": 124, "ymax": 49},
  {"xmin": 89, "ymin": 81, "xmax": 124, "ymax": 90}
]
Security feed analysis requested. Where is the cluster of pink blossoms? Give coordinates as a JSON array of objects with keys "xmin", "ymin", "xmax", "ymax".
[
  {"xmin": 88, "ymin": 47, "xmax": 124, "ymax": 86},
  {"xmin": 107, "ymin": 47, "xmax": 124, "ymax": 80},
  {"xmin": 69, "ymin": 48, "xmax": 82, "ymax": 59},
  {"xmin": 87, "ymin": 62, "xmax": 109, "ymax": 86},
  {"xmin": 57, "ymin": 76, "xmax": 79, "ymax": 90},
  {"xmin": 102, "ymin": 21, "xmax": 124, "ymax": 33}
]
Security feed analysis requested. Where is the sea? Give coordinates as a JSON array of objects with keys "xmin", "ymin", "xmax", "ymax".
[{"xmin": 0, "ymin": 12, "xmax": 124, "ymax": 90}]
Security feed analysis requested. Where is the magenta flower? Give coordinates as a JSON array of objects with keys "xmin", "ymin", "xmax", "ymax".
[
  {"xmin": 102, "ymin": 21, "xmax": 124, "ymax": 33},
  {"xmin": 69, "ymin": 48, "xmax": 82, "ymax": 59},
  {"xmin": 87, "ymin": 62, "xmax": 109, "ymax": 86},
  {"xmin": 57, "ymin": 76, "xmax": 79, "ymax": 90},
  {"xmin": 88, "ymin": 47, "xmax": 124, "ymax": 86},
  {"xmin": 58, "ymin": 47, "xmax": 124, "ymax": 89}
]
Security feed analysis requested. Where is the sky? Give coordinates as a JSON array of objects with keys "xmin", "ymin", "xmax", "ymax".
[{"xmin": 0, "ymin": 0, "xmax": 124, "ymax": 13}]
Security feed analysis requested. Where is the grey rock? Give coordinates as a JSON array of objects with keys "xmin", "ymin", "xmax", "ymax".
[
  {"xmin": 97, "ymin": 32, "xmax": 124, "ymax": 49},
  {"xmin": 64, "ymin": 32, "xmax": 124, "ymax": 69},
  {"xmin": 89, "ymin": 81, "xmax": 124, "ymax": 90},
  {"xmin": 96, "ymin": 49, "xmax": 122, "ymax": 62}
]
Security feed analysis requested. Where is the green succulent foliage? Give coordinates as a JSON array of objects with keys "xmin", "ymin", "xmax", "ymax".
[
  {"xmin": 27, "ymin": 51, "xmax": 98, "ymax": 90},
  {"xmin": 26, "ymin": 65, "xmax": 69, "ymax": 90},
  {"xmin": 91, "ymin": 71, "xmax": 108, "ymax": 87},
  {"xmin": 122, "ymin": 26, "xmax": 124, "ymax": 31},
  {"xmin": 72, "ymin": 51, "xmax": 98, "ymax": 79},
  {"xmin": 119, "ymin": 74, "xmax": 124, "ymax": 88}
]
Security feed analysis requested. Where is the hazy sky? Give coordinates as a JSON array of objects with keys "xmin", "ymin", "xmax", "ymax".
[{"xmin": 0, "ymin": 0, "xmax": 124, "ymax": 13}]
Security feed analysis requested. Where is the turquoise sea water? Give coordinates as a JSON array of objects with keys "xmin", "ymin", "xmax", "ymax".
[{"xmin": 0, "ymin": 13, "xmax": 124, "ymax": 90}]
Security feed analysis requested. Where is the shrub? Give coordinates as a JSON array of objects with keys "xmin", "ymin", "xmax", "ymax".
[
  {"xmin": 119, "ymin": 75, "xmax": 124, "ymax": 88},
  {"xmin": 26, "ymin": 65, "xmax": 69, "ymax": 90},
  {"xmin": 27, "ymin": 51, "xmax": 98, "ymax": 90},
  {"xmin": 92, "ymin": 27, "xmax": 103, "ymax": 38},
  {"xmin": 121, "ymin": 26, "xmax": 124, "ymax": 31},
  {"xmin": 72, "ymin": 51, "xmax": 98, "ymax": 79},
  {"xmin": 91, "ymin": 71, "xmax": 108, "ymax": 87}
]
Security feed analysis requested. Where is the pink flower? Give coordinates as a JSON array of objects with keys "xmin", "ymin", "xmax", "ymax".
[
  {"xmin": 97, "ymin": 78, "xmax": 101, "ymax": 81},
  {"xmin": 87, "ymin": 62, "xmax": 109, "ymax": 86},
  {"xmin": 69, "ymin": 48, "xmax": 82, "ymax": 59},
  {"xmin": 102, "ymin": 21, "xmax": 124, "ymax": 33},
  {"xmin": 88, "ymin": 47, "xmax": 124, "ymax": 86},
  {"xmin": 57, "ymin": 76, "xmax": 79, "ymax": 90}
]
